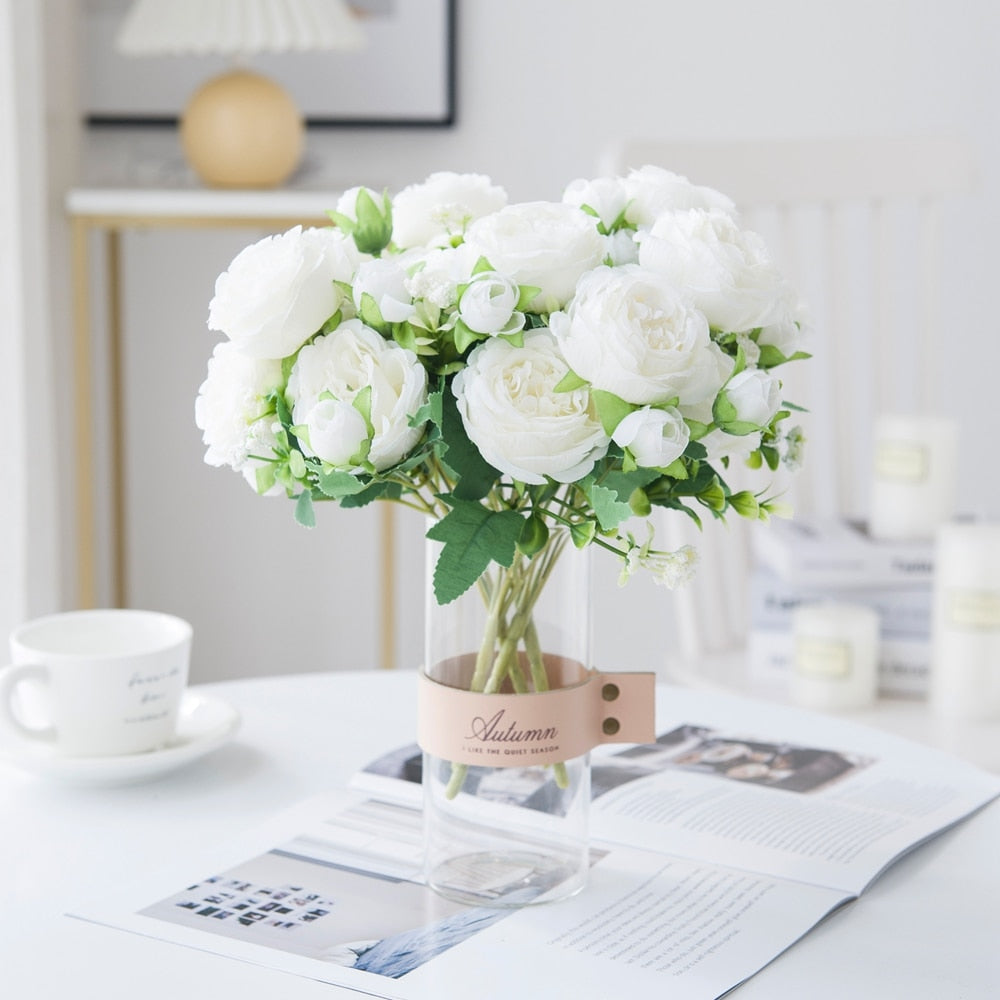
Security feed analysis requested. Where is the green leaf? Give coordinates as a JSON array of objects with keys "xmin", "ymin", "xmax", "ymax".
[
  {"xmin": 288, "ymin": 449, "xmax": 307, "ymax": 480},
  {"xmin": 758, "ymin": 344, "xmax": 812, "ymax": 368},
  {"xmin": 570, "ymin": 519, "xmax": 597, "ymax": 548},
  {"xmin": 729, "ymin": 490, "xmax": 760, "ymax": 518},
  {"xmin": 472, "ymin": 255, "xmax": 494, "ymax": 275},
  {"xmin": 411, "ymin": 383, "xmax": 443, "ymax": 429},
  {"xmin": 426, "ymin": 501, "xmax": 524, "ymax": 604},
  {"xmin": 587, "ymin": 482, "xmax": 633, "ymax": 531},
  {"xmin": 325, "ymin": 210, "xmax": 354, "ymax": 232},
  {"xmin": 516, "ymin": 284, "xmax": 542, "ymax": 311},
  {"xmin": 352, "ymin": 385, "xmax": 373, "ymax": 432},
  {"xmin": 591, "ymin": 389, "xmax": 635, "ymax": 436},
  {"xmin": 496, "ymin": 329, "xmax": 525, "ymax": 349},
  {"xmin": 662, "ymin": 458, "xmax": 688, "ymax": 480},
  {"xmin": 255, "ymin": 464, "xmax": 277, "ymax": 495},
  {"xmin": 596, "ymin": 466, "xmax": 661, "ymax": 502},
  {"xmin": 439, "ymin": 386, "xmax": 499, "ymax": 500},
  {"xmin": 721, "ymin": 420, "xmax": 763, "ymax": 436},
  {"xmin": 353, "ymin": 188, "xmax": 393, "ymax": 254},
  {"xmin": 294, "ymin": 491, "xmax": 316, "ymax": 528},
  {"xmin": 732, "ymin": 342, "xmax": 748, "ymax": 378},
  {"xmin": 340, "ymin": 481, "xmax": 401, "ymax": 508},
  {"xmin": 359, "ymin": 291, "xmax": 387, "ymax": 332},
  {"xmin": 316, "ymin": 468, "xmax": 368, "ymax": 499},
  {"xmin": 698, "ymin": 478, "xmax": 727, "ymax": 512},
  {"xmin": 554, "ymin": 369, "xmax": 589, "ymax": 392},
  {"xmin": 319, "ymin": 310, "xmax": 342, "ymax": 336},
  {"xmin": 452, "ymin": 320, "xmax": 482, "ymax": 355},
  {"xmin": 712, "ymin": 390, "xmax": 739, "ymax": 426}
]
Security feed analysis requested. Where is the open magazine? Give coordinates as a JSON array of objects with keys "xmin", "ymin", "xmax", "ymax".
[{"xmin": 74, "ymin": 686, "xmax": 1000, "ymax": 1000}]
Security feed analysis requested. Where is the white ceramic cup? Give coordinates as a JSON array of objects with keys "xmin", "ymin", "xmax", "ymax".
[{"xmin": 0, "ymin": 609, "xmax": 192, "ymax": 757}]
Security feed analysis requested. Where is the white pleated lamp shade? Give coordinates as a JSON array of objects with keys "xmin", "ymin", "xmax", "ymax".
[
  {"xmin": 116, "ymin": 0, "xmax": 366, "ymax": 57},
  {"xmin": 113, "ymin": 0, "xmax": 367, "ymax": 189}
]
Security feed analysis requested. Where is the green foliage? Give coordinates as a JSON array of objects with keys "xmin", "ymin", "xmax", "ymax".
[
  {"xmin": 426, "ymin": 500, "xmax": 524, "ymax": 603},
  {"xmin": 439, "ymin": 387, "xmax": 499, "ymax": 500},
  {"xmin": 294, "ymin": 491, "xmax": 316, "ymax": 528},
  {"xmin": 553, "ymin": 369, "xmax": 589, "ymax": 392},
  {"xmin": 316, "ymin": 468, "xmax": 369, "ymax": 500},
  {"xmin": 517, "ymin": 513, "xmax": 550, "ymax": 557},
  {"xmin": 585, "ymin": 482, "xmax": 633, "ymax": 531},
  {"xmin": 591, "ymin": 389, "xmax": 635, "ymax": 436}
]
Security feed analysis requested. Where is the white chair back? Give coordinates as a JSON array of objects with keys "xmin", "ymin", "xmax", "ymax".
[{"xmin": 600, "ymin": 138, "xmax": 976, "ymax": 660}]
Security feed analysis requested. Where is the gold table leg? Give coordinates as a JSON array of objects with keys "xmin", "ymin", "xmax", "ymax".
[{"xmin": 70, "ymin": 217, "xmax": 97, "ymax": 608}]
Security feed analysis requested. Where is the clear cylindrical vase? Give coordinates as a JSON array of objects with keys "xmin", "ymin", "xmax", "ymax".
[{"xmin": 422, "ymin": 526, "xmax": 591, "ymax": 907}]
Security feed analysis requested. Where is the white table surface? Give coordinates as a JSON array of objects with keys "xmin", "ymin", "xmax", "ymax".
[{"xmin": 2, "ymin": 670, "xmax": 998, "ymax": 999}]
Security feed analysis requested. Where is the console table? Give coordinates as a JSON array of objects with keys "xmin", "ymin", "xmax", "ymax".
[{"xmin": 65, "ymin": 190, "xmax": 400, "ymax": 670}]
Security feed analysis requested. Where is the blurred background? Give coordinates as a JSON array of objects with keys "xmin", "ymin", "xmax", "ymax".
[{"xmin": 2, "ymin": 0, "xmax": 997, "ymax": 688}]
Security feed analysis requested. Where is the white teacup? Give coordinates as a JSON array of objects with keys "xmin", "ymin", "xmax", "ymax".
[{"xmin": 0, "ymin": 609, "xmax": 192, "ymax": 757}]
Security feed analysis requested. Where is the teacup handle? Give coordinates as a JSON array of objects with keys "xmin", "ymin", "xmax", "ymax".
[{"xmin": 0, "ymin": 664, "xmax": 56, "ymax": 744}]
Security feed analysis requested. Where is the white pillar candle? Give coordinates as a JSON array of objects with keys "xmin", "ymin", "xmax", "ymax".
[
  {"xmin": 929, "ymin": 522, "xmax": 1000, "ymax": 721},
  {"xmin": 868, "ymin": 414, "xmax": 958, "ymax": 541},
  {"xmin": 790, "ymin": 602, "xmax": 880, "ymax": 711}
]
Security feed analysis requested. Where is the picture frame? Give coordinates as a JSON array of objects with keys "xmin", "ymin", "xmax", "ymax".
[{"xmin": 82, "ymin": 0, "xmax": 456, "ymax": 128}]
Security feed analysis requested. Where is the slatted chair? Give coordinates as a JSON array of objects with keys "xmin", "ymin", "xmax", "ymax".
[{"xmin": 598, "ymin": 137, "xmax": 977, "ymax": 666}]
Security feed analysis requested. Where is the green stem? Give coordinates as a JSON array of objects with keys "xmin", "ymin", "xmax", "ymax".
[{"xmin": 441, "ymin": 529, "xmax": 575, "ymax": 799}]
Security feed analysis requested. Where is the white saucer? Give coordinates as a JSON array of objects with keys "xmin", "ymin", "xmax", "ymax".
[{"xmin": 0, "ymin": 691, "xmax": 241, "ymax": 786}]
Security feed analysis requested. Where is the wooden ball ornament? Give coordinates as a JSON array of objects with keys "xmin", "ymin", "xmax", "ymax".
[{"xmin": 180, "ymin": 69, "xmax": 304, "ymax": 189}]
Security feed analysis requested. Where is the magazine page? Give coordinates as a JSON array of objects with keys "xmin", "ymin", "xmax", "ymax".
[
  {"xmin": 73, "ymin": 789, "xmax": 847, "ymax": 1000},
  {"xmin": 353, "ymin": 685, "xmax": 1000, "ymax": 896}
]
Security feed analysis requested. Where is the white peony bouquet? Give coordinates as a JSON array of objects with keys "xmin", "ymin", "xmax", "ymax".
[{"xmin": 196, "ymin": 167, "xmax": 807, "ymax": 700}]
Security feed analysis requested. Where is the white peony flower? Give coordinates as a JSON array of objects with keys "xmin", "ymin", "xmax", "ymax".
[
  {"xmin": 195, "ymin": 341, "xmax": 283, "ymax": 472},
  {"xmin": 463, "ymin": 201, "xmax": 605, "ymax": 313},
  {"xmin": 758, "ymin": 287, "xmax": 810, "ymax": 359},
  {"xmin": 287, "ymin": 319, "xmax": 427, "ymax": 471},
  {"xmin": 638, "ymin": 209, "xmax": 788, "ymax": 333},
  {"xmin": 623, "ymin": 165, "xmax": 735, "ymax": 228},
  {"xmin": 612, "ymin": 406, "xmax": 690, "ymax": 468},
  {"xmin": 458, "ymin": 271, "xmax": 524, "ymax": 335},
  {"xmin": 453, "ymin": 329, "xmax": 609, "ymax": 484},
  {"xmin": 403, "ymin": 244, "xmax": 477, "ymax": 310},
  {"xmin": 549, "ymin": 264, "xmax": 732, "ymax": 405},
  {"xmin": 562, "ymin": 175, "xmax": 630, "ymax": 230},
  {"xmin": 297, "ymin": 397, "xmax": 370, "ymax": 469},
  {"xmin": 392, "ymin": 172, "xmax": 508, "ymax": 249},
  {"xmin": 724, "ymin": 367, "xmax": 783, "ymax": 427},
  {"xmin": 208, "ymin": 226, "xmax": 359, "ymax": 360},
  {"xmin": 604, "ymin": 229, "xmax": 640, "ymax": 266},
  {"xmin": 353, "ymin": 257, "xmax": 416, "ymax": 324}
]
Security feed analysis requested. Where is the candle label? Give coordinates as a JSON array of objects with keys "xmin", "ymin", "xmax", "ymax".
[
  {"xmin": 874, "ymin": 440, "xmax": 928, "ymax": 482},
  {"xmin": 794, "ymin": 637, "xmax": 852, "ymax": 679},
  {"xmin": 945, "ymin": 588, "xmax": 1000, "ymax": 631}
]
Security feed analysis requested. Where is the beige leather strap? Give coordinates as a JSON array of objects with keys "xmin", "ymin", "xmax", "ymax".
[{"xmin": 417, "ymin": 668, "xmax": 656, "ymax": 767}]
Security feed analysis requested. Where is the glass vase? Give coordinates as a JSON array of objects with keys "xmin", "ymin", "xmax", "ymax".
[{"xmin": 421, "ymin": 526, "xmax": 591, "ymax": 907}]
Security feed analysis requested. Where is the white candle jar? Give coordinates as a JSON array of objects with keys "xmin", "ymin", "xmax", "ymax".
[
  {"xmin": 791, "ymin": 602, "xmax": 880, "ymax": 711},
  {"xmin": 930, "ymin": 522, "xmax": 1000, "ymax": 721},
  {"xmin": 868, "ymin": 414, "xmax": 958, "ymax": 541}
]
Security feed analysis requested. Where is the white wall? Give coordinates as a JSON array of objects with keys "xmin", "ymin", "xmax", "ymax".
[
  {"xmin": 71, "ymin": 0, "xmax": 1000, "ymax": 682},
  {"xmin": 0, "ymin": 0, "xmax": 70, "ymax": 645}
]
